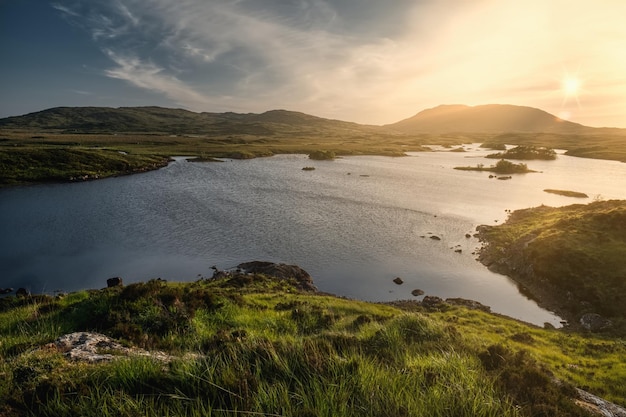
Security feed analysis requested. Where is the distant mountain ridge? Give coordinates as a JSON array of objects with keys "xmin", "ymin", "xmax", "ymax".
[
  {"xmin": 0, "ymin": 106, "xmax": 374, "ymax": 136},
  {"xmin": 0, "ymin": 104, "xmax": 621, "ymax": 135},
  {"xmin": 386, "ymin": 104, "xmax": 590, "ymax": 134}
]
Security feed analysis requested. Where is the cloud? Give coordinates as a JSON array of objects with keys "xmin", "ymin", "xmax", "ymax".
[
  {"xmin": 51, "ymin": 3, "xmax": 81, "ymax": 17},
  {"xmin": 104, "ymin": 50, "xmax": 211, "ymax": 109}
]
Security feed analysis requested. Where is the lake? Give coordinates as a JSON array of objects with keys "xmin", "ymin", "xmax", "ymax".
[{"xmin": 2, "ymin": 145, "xmax": 625, "ymax": 326}]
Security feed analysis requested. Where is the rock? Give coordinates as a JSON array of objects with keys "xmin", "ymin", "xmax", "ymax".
[
  {"xmin": 16, "ymin": 288, "xmax": 30, "ymax": 297},
  {"xmin": 580, "ymin": 313, "xmax": 612, "ymax": 331},
  {"xmin": 575, "ymin": 387, "xmax": 626, "ymax": 417},
  {"xmin": 429, "ymin": 235, "xmax": 441, "ymax": 241},
  {"xmin": 411, "ymin": 289, "xmax": 424, "ymax": 296},
  {"xmin": 393, "ymin": 277, "xmax": 404, "ymax": 285},
  {"xmin": 106, "ymin": 277, "xmax": 123, "ymax": 288},
  {"xmin": 454, "ymin": 249, "xmax": 462, "ymax": 253},
  {"xmin": 237, "ymin": 261, "xmax": 317, "ymax": 291},
  {"xmin": 445, "ymin": 297, "xmax": 491, "ymax": 312},
  {"xmin": 421, "ymin": 295, "xmax": 444, "ymax": 309},
  {"xmin": 48, "ymin": 332, "xmax": 173, "ymax": 363},
  {"xmin": 465, "ymin": 233, "xmax": 472, "ymax": 238}
]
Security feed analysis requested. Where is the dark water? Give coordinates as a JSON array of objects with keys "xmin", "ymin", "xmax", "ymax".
[{"xmin": 2, "ymin": 146, "xmax": 625, "ymax": 326}]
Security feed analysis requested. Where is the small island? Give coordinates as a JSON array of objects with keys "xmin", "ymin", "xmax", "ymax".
[
  {"xmin": 486, "ymin": 145, "xmax": 557, "ymax": 160},
  {"xmin": 308, "ymin": 150, "xmax": 336, "ymax": 160},
  {"xmin": 454, "ymin": 159, "xmax": 536, "ymax": 174},
  {"xmin": 543, "ymin": 189, "xmax": 589, "ymax": 198}
]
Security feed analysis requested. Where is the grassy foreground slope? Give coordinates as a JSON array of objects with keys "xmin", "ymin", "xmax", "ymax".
[
  {"xmin": 1, "ymin": 273, "xmax": 625, "ymax": 416},
  {"xmin": 477, "ymin": 200, "xmax": 626, "ymax": 333}
]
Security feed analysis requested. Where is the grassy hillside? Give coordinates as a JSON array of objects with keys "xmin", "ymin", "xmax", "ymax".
[
  {"xmin": 1, "ymin": 271, "xmax": 624, "ymax": 416},
  {"xmin": 477, "ymin": 200, "xmax": 626, "ymax": 333}
]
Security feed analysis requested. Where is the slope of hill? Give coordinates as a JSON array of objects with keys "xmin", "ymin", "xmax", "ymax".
[{"xmin": 387, "ymin": 104, "xmax": 589, "ymax": 134}]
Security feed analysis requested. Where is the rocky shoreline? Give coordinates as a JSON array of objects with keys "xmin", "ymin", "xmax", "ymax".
[{"xmin": 474, "ymin": 224, "xmax": 580, "ymax": 328}]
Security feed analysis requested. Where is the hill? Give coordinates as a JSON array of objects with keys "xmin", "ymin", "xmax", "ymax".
[
  {"xmin": 1, "ymin": 267, "xmax": 625, "ymax": 416},
  {"xmin": 0, "ymin": 106, "xmax": 377, "ymax": 136},
  {"xmin": 387, "ymin": 104, "xmax": 594, "ymax": 134}
]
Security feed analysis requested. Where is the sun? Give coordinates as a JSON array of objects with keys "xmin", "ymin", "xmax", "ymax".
[
  {"xmin": 562, "ymin": 75, "xmax": 581, "ymax": 97},
  {"xmin": 560, "ymin": 72, "xmax": 583, "ymax": 109}
]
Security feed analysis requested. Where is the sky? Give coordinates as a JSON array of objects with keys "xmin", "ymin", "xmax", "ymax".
[{"xmin": 2, "ymin": 0, "xmax": 626, "ymax": 127}]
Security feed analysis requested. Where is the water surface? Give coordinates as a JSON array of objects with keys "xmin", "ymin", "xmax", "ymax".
[{"xmin": 2, "ymin": 146, "xmax": 625, "ymax": 326}]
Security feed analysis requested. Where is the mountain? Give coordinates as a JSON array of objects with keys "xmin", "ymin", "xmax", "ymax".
[
  {"xmin": 0, "ymin": 106, "xmax": 375, "ymax": 136},
  {"xmin": 386, "ymin": 104, "xmax": 590, "ymax": 134}
]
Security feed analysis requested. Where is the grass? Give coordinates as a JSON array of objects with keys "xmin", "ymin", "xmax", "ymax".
[
  {"xmin": 0, "ymin": 146, "xmax": 169, "ymax": 186},
  {"xmin": 477, "ymin": 200, "xmax": 626, "ymax": 332},
  {"xmin": 0, "ymin": 271, "xmax": 622, "ymax": 416}
]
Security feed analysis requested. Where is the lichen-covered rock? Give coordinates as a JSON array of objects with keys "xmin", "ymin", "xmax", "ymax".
[
  {"xmin": 580, "ymin": 313, "xmax": 612, "ymax": 332},
  {"xmin": 48, "ymin": 332, "xmax": 172, "ymax": 363}
]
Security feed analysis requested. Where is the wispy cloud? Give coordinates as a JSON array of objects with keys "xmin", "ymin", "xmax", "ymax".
[
  {"xmin": 104, "ymin": 50, "xmax": 211, "ymax": 108},
  {"xmin": 51, "ymin": 3, "xmax": 80, "ymax": 17}
]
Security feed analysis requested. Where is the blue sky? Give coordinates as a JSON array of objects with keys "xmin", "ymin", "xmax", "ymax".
[{"xmin": 2, "ymin": 0, "xmax": 626, "ymax": 127}]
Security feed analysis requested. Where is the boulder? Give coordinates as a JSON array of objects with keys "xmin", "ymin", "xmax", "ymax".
[
  {"xmin": 49, "ymin": 332, "xmax": 172, "ymax": 363},
  {"xmin": 445, "ymin": 297, "xmax": 491, "ymax": 312},
  {"xmin": 237, "ymin": 261, "xmax": 317, "ymax": 292},
  {"xmin": 411, "ymin": 289, "xmax": 424, "ymax": 296},
  {"xmin": 580, "ymin": 313, "xmax": 612, "ymax": 331},
  {"xmin": 107, "ymin": 277, "xmax": 123, "ymax": 288},
  {"xmin": 16, "ymin": 288, "xmax": 30, "ymax": 297},
  {"xmin": 393, "ymin": 277, "xmax": 404, "ymax": 285},
  {"xmin": 421, "ymin": 295, "xmax": 444, "ymax": 309}
]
